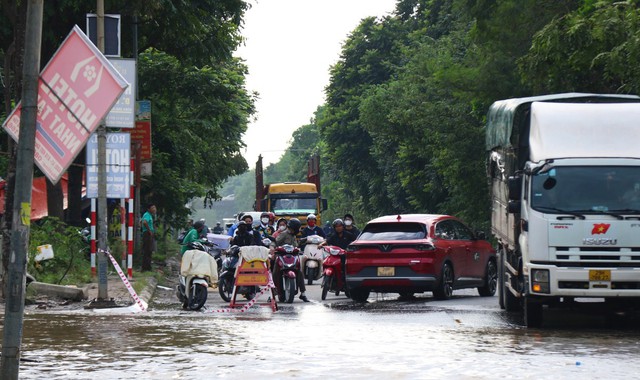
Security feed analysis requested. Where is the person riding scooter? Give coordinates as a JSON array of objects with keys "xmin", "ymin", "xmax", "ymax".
[
  {"xmin": 273, "ymin": 218, "xmax": 310, "ymax": 302},
  {"xmin": 232, "ymin": 220, "xmax": 262, "ymax": 247}
]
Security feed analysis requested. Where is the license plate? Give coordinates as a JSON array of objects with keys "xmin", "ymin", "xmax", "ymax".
[
  {"xmin": 589, "ymin": 270, "xmax": 611, "ymax": 282},
  {"xmin": 377, "ymin": 267, "xmax": 395, "ymax": 276}
]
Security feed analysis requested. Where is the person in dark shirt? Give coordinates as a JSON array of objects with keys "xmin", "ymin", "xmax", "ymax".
[
  {"xmin": 343, "ymin": 213, "xmax": 360, "ymax": 238},
  {"xmin": 321, "ymin": 218, "xmax": 356, "ymax": 249},
  {"xmin": 231, "ymin": 221, "xmax": 261, "ymax": 247}
]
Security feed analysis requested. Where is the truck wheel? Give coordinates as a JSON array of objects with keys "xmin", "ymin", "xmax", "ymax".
[
  {"xmin": 478, "ymin": 259, "xmax": 497, "ymax": 297},
  {"xmin": 524, "ymin": 298, "xmax": 543, "ymax": 328},
  {"xmin": 433, "ymin": 262, "xmax": 454, "ymax": 300},
  {"xmin": 501, "ymin": 250, "xmax": 520, "ymax": 312}
]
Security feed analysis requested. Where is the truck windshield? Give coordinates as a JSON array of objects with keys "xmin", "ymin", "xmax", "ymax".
[
  {"xmin": 531, "ymin": 166, "xmax": 640, "ymax": 214},
  {"xmin": 272, "ymin": 198, "xmax": 317, "ymax": 214}
]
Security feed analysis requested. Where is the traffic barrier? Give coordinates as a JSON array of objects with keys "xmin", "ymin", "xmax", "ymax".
[{"xmin": 101, "ymin": 248, "xmax": 147, "ymax": 312}]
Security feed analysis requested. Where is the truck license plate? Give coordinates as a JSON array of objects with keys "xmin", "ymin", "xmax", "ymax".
[
  {"xmin": 589, "ymin": 270, "xmax": 611, "ymax": 282},
  {"xmin": 377, "ymin": 267, "xmax": 395, "ymax": 276}
]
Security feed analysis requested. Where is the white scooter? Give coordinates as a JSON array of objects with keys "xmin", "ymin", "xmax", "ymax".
[
  {"xmin": 301, "ymin": 235, "xmax": 325, "ymax": 285},
  {"xmin": 176, "ymin": 241, "xmax": 218, "ymax": 311}
]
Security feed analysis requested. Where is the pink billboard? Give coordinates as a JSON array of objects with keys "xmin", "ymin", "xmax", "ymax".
[{"xmin": 2, "ymin": 25, "xmax": 128, "ymax": 184}]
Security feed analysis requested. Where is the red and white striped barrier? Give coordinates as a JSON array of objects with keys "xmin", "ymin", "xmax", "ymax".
[
  {"xmin": 206, "ymin": 275, "xmax": 277, "ymax": 313},
  {"xmin": 101, "ymin": 248, "xmax": 147, "ymax": 312}
]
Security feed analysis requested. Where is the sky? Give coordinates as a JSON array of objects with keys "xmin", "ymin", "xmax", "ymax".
[{"xmin": 235, "ymin": 0, "xmax": 398, "ymax": 167}]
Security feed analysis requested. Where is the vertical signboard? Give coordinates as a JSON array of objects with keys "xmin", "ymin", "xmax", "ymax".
[
  {"xmin": 106, "ymin": 58, "xmax": 136, "ymax": 128},
  {"xmin": 2, "ymin": 25, "xmax": 128, "ymax": 184},
  {"xmin": 86, "ymin": 132, "xmax": 130, "ymax": 198},
  {"xmin": 132, "ymin": 100, "xmax": 152, "ymax": 175}
]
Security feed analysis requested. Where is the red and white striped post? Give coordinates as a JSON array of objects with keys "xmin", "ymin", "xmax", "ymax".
[
  {"xmin": 127, "ymin": 157, "xmax": 135, "ymax": 279},
  {"xmin": 120, "ymin": 198, "xmax": 126, "ymax": 270},
  {"xmin": 90, "ymin": 198, "xmax": 97, "ymax": 276}
]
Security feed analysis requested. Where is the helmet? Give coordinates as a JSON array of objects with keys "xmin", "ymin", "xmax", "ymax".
[
  {"xmin": 260, "ymin": 212, "xmax": 270, "ymax": 219},
  {"xmin": 287, "ymin": 218, "xmax": 302, "ymax": 233},
  {"xmin": 332, "ymin": 218, "xmax": 344, "ymax": 228},
  {"xmin": 237, "ymin": 220, "xmax": 249, "ymax": 231},
  {"xmin": 194, "ymin": 220, "xmax": 205, "ymax": 230},
  {"xmin": 242, "ymin": 213, "xmax": 253, "ymax": 222},
  {"xmin": 187, "ymin": 241, "xmax": 206, "ymax": 251},
  {"xmin": 228, "ymin": 245, "xmax": 240, "ymax": 257},
  {"xmin": 307, "ymin": 213, "xmax": 317, "ymax": 221}
]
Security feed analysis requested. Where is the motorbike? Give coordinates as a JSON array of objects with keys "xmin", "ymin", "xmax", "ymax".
[
  {"xmin": 218, "ymin": 245, "xmax": 258, "ymax": 302},
  {"xmin": 176, "ymin": 240, "xmax": 219, "ymax": 311},
  {"xmin": 321, "ymin": 245, "xmax": 350, "ymax": 300},
  {"xmin": 301, "ymin": 235, "xmax": 325, "ymax": 285},
  {"xmin": 274, "ymin": 244, "xmax": 302, "ymax": 303}
]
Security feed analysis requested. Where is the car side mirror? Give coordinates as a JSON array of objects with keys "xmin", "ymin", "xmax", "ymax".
[{"xmin": 475, "ymin": 231, "xmax": 486, "ymax": 240}]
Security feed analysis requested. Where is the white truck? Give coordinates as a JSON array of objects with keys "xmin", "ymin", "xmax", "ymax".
[{"xmin": 486, "ymin": 93, "xmax": 640, "ymax": 327}]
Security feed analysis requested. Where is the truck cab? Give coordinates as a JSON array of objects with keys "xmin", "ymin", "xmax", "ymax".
[{"xmin": 487, "ymin": 95, "xmax": 640, "ymax": 327}]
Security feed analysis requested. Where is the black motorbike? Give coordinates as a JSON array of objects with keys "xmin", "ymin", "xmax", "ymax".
[{"xmin": 217, "ymin": 245, "xmax": 257, "ymax": 302}]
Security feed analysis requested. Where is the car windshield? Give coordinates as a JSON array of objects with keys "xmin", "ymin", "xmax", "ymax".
[
  {"xmin": 358, "ymin": 222, "xmax": 427, "ymax": 241},
  {"xmin": 272, "ymin": 198, "xmax": 316, "ymax": 214},
  {"xmin": 531, "ymin": 166, "xmax": 640, "ymax": 214}
]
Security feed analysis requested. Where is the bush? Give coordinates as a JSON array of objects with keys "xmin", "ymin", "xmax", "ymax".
[{"xmin": 28, "ymin": 217, "xmax": 92, "ymax": 285}]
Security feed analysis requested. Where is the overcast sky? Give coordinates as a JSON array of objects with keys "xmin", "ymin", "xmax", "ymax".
[{"xmin": 235, "ymin": 0, "xmax": 397, "ymax": 167}]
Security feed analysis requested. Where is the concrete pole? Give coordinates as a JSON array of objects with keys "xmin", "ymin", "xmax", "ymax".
[
  {"xmin": 96, "ymin": 0, "xmax": 110, "ymax": 300},
  {"xmin": 0, "ymin": 1, "xmax": 43, "ymax": 378}
]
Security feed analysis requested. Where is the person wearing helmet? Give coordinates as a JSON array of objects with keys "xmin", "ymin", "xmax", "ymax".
[
  {"xmin": 272, "ymin": 217, "xmax": 288, "ymax": 239},
  {"xmin": 255, "ymin": 212, "xmax": 275, "ymax": 240},
  {"xmin": 181, "ymin": 220, "xmax": 206, "ymax": 255},
  {"xmin": 198, "ymin": 218, "xmax": 209, "ymax": 239},
  {"xmin": 212, "ymin": 222, "xmax": 224, "ymax": 234},
  {"xmin": 301, "ymin": 213, "xmax": 326, "ymax": 239},
  {"xmin": 227, "ymin": 213, "xmax": 254, "ymax": 237},
  {"xmin": 273, "ymin": 218, "xmax": 310, "ymax": 302},
  {"xmin": 320, "ymin": 218, "xmax": 356, "ymax": 250},
  {"xmin": 232, "ymin": 220, "xmax": 262, "ymax": 247}
]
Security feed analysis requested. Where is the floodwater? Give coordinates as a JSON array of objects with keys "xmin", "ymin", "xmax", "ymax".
[{"xmin": 7, "ymin": 289, "xmax": 640, "ymax": 380}]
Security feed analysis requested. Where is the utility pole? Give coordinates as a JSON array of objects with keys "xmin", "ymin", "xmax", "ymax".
[
  {"xmin": 95, "ymin": 0, "xmax": 112, "ymax": 303},
  {"xmin": 85, "ymin": 0, "xmax": 113, "ymax": 308},
  {"xmin": 0, "ymin": 1, "xmax": 43, "ymax": 378}
]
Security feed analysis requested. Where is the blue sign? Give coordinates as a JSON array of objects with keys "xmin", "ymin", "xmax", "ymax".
[{"xmin": 86, "ymin": 132, "xmax": 130, "ymax": 198}]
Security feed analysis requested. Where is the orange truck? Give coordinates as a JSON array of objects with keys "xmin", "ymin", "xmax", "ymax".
[{"xmin": 254, "ymin": 154, "xmax": 327, "ymax": 226}]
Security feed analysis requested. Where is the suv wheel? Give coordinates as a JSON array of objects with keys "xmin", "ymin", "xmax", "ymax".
[
  {"xmin": 433, "ymin": 262, "xmax": 454, "ymax": 300},
  {"xmin": 350, "ymin": 288, "xmax": 370, "ymax": 302}
]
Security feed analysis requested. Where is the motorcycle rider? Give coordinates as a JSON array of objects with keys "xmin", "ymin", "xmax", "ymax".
[
  {"xmin": 272, "ymin": 217, "xmax": 288, "ymax": 239},
  {"xmin": 273, "ymin": 218, "xmax": 310, "ymax": 302},
  {"xmin": 181, "ymin": 220, "xmax": 206, "ymax": 255},
  {"xmin": 343, "ymin": 213, "xmax": 361, "ymax": 238},
  {"xmin": 301, "ymin": 214, "xmax": 326, "ymax": 238},
  {"xmin": 319, "ymin": 219, "xmax": 356, "ymax": 291},
  {"xmin": 321, "ymin": 218, "xmax": 357, "ymax": 249},
  {"xmin": 231, "ymin": 220, "xmax": 262, "ymax": 247},
  {"xmin": 255, "ymin": 212, "xmax": 275, "ymax": 240}
]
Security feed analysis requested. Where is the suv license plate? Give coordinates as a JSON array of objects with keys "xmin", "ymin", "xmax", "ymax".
[
  {"xmin": 589, "ymin": 270, "xmax": 611, "ymax": 282},
  {"xmin": 377, "ymin": 267, "xmax": 395, "ymax": 276}
]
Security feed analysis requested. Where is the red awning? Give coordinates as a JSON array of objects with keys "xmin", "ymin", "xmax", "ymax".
[{"xmin": 0, "ymin": 175, "xmax": 75, "ymax": 220}]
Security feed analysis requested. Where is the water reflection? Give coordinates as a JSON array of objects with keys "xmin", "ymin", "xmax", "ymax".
[{"xmin": 5, "ymin": 301, "xmax": 640, "ymax": 379}]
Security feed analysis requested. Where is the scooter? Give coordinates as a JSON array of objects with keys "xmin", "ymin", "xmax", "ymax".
[
  {"xmin": 218, "ymin": 245, "xmax": 258, "ymax": 302},
  {"xmin": 321, "ymin": 245, "xmax": 350, "ymax": 300},
  {"xmin": 176, "ymin": 241, "xmax": 218, "ymax": 311},
  {"xmin": 301, "ymin": 235, "xmax": 325, "ymax": 285},
  {"xmin": 274, "ymin": 244, "xmax": 302, "ymax": 303}
]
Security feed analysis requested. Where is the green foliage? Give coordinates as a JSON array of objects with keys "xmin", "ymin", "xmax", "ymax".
[
  {"xmin": 138, "ymin": 48, "xmax": 256, "ymax": 227},
  {"xmin": 27, "ymin": 217, "xmax": 92, "ymax": 285}
]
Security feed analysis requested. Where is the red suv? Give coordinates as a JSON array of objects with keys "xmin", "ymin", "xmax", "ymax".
[{"xmin": 345, "ymin": 214, "xmax": 497, "ymax": 302}]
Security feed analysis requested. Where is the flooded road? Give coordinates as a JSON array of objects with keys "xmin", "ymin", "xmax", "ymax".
[{"xmin": 7, "ymin": 286, "xmax": 640, "ymax": 379}]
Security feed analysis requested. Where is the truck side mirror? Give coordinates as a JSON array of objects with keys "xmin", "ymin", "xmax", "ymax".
[
  {"xmin": 507, "ymin": 175, "xmax": 522, "ymax": 201},
  {"xmin": 321, "ymin": 198, "xmax": 328, "ymax": 211},
  {"xmin": 508, "ymin": 200, "xmax": 521, "ymax": 214},
  {"xmin": 260, "ymin": 199, "xmax": 267, "ymax": 211}
]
